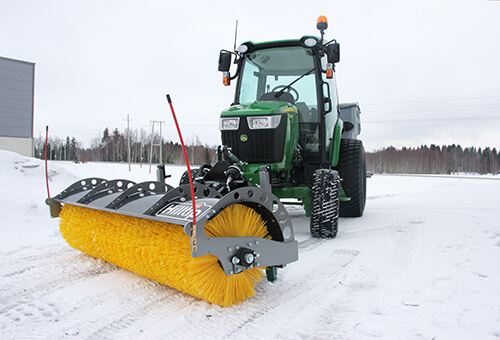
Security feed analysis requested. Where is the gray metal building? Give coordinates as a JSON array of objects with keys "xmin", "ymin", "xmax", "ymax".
[{"xmin": 0, "ymin": 56, "xmax": 35, "ymax": 157}]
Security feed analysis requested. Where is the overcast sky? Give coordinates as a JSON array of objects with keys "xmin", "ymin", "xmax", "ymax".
[{"xmin": 2, "ymin": 0, "xmax": 499, "ymax": 152}]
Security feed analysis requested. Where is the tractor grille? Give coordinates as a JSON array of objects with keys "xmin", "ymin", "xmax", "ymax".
[{"xmin": 221, "ymin": 115, "xmax": 286, "ymax": 163}]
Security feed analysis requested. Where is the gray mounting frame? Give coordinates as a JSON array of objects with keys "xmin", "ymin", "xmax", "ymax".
[{"xmin": 47, "ymin": 172, "xmax": 298, "ymax": 276}]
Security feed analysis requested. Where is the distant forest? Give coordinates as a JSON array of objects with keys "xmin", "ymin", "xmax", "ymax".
[
  {"xmin": 34, "ymin": 129, "xmax": 500, "ymax": 175},
  {"xmin": 366, "ymin": 144, "xmax": 499, "ymax": 175},
  {"xmin": 34, "ymin": 127, "xmax": 216, "ymax": 166}
]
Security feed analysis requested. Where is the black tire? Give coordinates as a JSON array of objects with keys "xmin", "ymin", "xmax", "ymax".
[
  {"xmin": 335, "ymin": 139, "xmax": 366, "ymax": 217},
  {"xmin": 310, "ymin": 169, "xmax": 340, "ymax": 238}
]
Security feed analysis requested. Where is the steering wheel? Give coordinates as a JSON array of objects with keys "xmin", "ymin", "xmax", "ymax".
[{"xmin": 271, "ymin": 85, "xmax": 299, "ymax": 102}]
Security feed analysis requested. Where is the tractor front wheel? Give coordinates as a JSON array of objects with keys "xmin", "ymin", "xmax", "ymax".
[{"xmin": 310, "ymin": 169, "xmax": 340, "ymax": 238}]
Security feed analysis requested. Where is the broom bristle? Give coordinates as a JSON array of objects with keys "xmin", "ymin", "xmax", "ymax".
[{"xmin": 59, "ymin": 203, "xmax": 270, "ymax": 306}]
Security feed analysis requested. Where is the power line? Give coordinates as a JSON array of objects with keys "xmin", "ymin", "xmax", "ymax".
[
  {"xmin": 360, "ymin": 95, "xmax": 500, "ymax": 107},
  {"xmin": 364, "ymin": 104, "xmax": 500, "ymax": 115},
  {"xmin": 364, "ymin": 116, "xmax": 500, "ymax": 124}
]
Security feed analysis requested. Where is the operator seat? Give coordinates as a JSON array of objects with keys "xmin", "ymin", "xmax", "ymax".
[
  {"xmin": 259, "ymin": 92, "xmax": 296, "ymax": 105},
  {"xmin": 296, "ymin": 102, "xmax": 312, "ymax": 122}
]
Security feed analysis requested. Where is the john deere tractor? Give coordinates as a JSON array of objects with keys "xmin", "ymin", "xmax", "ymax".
[{"xmin": 187, "ymin": 16, "xmax": 366, "ymax": 238}]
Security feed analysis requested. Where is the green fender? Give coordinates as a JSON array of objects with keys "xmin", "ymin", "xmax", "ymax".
[
  {"xmin": 329, "ymin": 119, "xmax": 343, "ymax": 167},
  {"xmin": 328, "ymin": 119, "xmax": 350, "ymax": 202}
]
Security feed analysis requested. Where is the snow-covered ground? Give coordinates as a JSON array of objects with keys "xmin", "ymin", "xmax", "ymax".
[{"xmin": 1, "ymin": 150, "xmax": 499, "ymax": 339}]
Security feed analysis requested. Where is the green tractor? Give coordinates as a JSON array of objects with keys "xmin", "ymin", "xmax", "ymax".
[{"xmin": 183, "ymin": 16, "xmax": 366, "ymax": 238}]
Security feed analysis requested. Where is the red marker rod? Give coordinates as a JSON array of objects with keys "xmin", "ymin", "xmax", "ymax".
[
  {"xmin": 44, "ymin": 125, "xmax": 51, "ymax": 198},
  {"xmin": 166, "ymin": 94, "xmax": 197, "ymax": 250}
]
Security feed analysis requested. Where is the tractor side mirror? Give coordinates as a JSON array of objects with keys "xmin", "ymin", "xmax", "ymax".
[
  {"xmin": 327, "ymin": 43, "xmax": 340, "ymax": 64},
  {"xmin": 218, "ymin": 51, "xmax": 232, "ymax": 72},
  {"xmin": 218, "ymin": 51, "xmax": 233, "ymax": 86}
]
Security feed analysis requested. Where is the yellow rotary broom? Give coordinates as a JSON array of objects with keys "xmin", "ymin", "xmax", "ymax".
[
  {"xmin": 47, "ymin": 166, "xmax": 298, "ymax": 306},
  {"xmin": 60, "ymin": 203, "xmax": 269, "ymax": 306}
]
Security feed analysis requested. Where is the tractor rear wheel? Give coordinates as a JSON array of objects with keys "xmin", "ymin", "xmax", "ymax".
[
  {"xmin": 335, "ymin": 139, "xmax": 366, "ymax": 217},
  {"xmin": 310, "ymin": 169, "xmax": 340, "ymax": 238}
]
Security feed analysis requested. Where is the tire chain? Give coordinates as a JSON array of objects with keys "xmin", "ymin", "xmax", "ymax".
[{"xmin": 310, "ymin": 169, "xmax": 340, "ymax": 238}]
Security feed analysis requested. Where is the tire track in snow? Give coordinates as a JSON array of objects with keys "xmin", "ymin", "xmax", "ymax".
[
  {"xmin": 170, "ymin": 217, "xmax": 424, "ymax": 339},
  {"xmin": 221, "ymin": 249, "xmax": 360, "ymax": 340},
  {"xmin": 302, "ymin": 218, "xmax": 425, "ymax": 339},
  {"xmin": 157, "ymin": 247, "xmax": 360, "ymax": 340},
  {"xmin": 0, "ymin": 245, "xmax": 72, "ymax": 277},
  {"xmin": 291, "ymin": 213, "xmax": 331, "ymax": 253},
  {"xmin": 0, "ymin": 245, "xmax": 118, "ymax": 320},
  {"xmin": 86, "ymin": 284, "xmax": 201, "ymax": 340},
  {"xmin": 337, "ymin": 221, "xmax": 401, "ymax": 240},
  {"xmin": 1, "ymin": 269, "xmax": 193, "ymax": 339},
  {"xmin": 297, "ymin": 237, "xmax": 328, "ymax": 251},
  {"xmin": 3, "ymin": 248, "xmax": 216, "ymax": 340},
  {"xmin": 130, "ymin": 212, "xmax": 366, "ymax": 339},
  {"xmin": 39, "ymin": 282, "xmax": 180, "ymax": 339}
]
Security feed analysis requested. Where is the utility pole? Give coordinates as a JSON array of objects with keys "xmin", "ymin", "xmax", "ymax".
[
  {"xmin": 140, "ymin": 127, "xmax": 144, "ymax": 168},
  {"xmin": 149, "ymin": 122, "xmax": 155, "ymax": 173},
  {"xmin": 159, "ymin": 121, "xmax": 163, "ymax": 164},
  {"xmin": 148, "ymin": 120, "xmax": 165, "ymax": 173},
  {"xmin": 124, "ymin": 115, "xmax": 133, "ymax": 171}
]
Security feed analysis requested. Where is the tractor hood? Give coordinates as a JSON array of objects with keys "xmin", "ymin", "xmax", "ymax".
[{"xmin": 221, "ymin": 101, "xmax": 297, "ymax": 117}]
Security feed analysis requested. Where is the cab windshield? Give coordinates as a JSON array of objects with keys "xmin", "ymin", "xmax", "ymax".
[{"xmin": 238, "ymin": 46, "xmax": 319, "ymax": 121}]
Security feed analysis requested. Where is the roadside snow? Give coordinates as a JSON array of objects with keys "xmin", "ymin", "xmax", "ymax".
[{"xmin": 1, "ymin": 150, "xmax": 499, "ymax": 339}]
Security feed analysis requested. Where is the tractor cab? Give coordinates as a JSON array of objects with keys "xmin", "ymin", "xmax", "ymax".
[
  {"xmin": 218, "ymin": 17, "xmax": 341, "ymax": 184},
  {"xmin": 235, "ymin": 42, "xmax": 327, "ymax": 161}
]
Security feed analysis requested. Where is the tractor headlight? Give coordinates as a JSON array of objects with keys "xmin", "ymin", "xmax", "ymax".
[
  {"xmin": 219, "ymin": 117, "xmax": 240, "ymax": 130},
  {"xmin": 247, "ymin": 116, "xmax": 281, "ymax": 130}
]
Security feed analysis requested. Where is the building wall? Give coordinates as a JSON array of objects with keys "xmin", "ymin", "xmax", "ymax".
[
  {"xmin": 0, "ymin": 56, "xmax": 35, "ymax": 157},
  {"xmin": 0, "ymin": 136, "xmax": 33, "ymax": 156}
]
